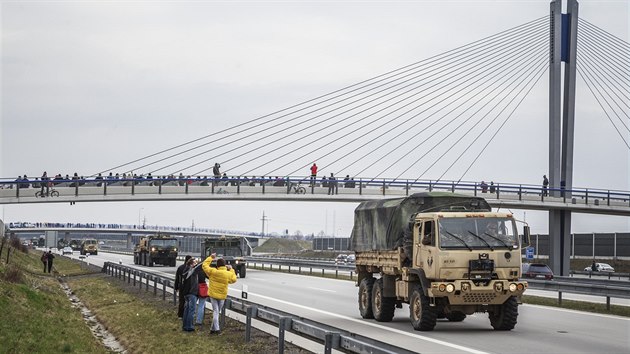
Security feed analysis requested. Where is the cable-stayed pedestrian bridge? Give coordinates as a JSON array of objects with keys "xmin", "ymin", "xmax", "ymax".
[{"xmin": 2, "ymin": 176, "xmax": 629, "ymax": 216}]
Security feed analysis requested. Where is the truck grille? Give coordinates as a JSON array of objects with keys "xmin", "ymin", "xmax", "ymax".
[{"xmin": 462, "ymin": 292, "xmax": 497, "ymax": 303}]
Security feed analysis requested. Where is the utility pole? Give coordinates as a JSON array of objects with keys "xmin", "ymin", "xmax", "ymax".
[{"xmin": 261, "ymin": 211, "xmax": 269, "ymax": 237}]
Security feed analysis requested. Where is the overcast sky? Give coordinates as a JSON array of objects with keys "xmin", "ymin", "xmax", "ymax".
[{"xmin": 1, "ymin": 0, "xmax": 629, "ymax": 235}]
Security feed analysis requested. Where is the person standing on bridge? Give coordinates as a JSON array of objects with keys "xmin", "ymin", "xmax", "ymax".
[
  {"xmin": 310, "ymin": 163, "xmax": 317, "ymax": 186},
  {"xmin": 40, "ymin": 171, "xmax": 49, "ymax": 196},
  {"xmin": 328, "ymin": 173, "xmax": 338, "ymax": 195},
  {"xmin": 542, "ymin": 175, "xmax": 549, "ymax": 196},
  {"xmin": 213, "ymin": 163, "xmax": 221, "ymax": 186}
]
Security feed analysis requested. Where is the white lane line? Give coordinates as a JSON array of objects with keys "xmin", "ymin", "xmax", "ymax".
[
  {"xmin": 228, "ymin": 288, "xmax": 489, "ymax": 354},
  {"xmin": 523, "ymin": 303, "xmax": 630, "ymax": 321},
  {"xmin": 307, "ymin": 287, "xmax": 337, "ymax": 293}
]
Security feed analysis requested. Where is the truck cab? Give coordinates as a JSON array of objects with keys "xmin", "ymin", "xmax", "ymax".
[{"xmin": 201, "ymin": 236, "xmax": 249, "ymax": 278}]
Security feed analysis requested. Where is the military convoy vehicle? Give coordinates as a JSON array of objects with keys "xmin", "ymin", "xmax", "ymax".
[
  {"xmin": 201, "ymin": 236, "xmax": 249, "ymax": 278},
  {"xmin": 134, "ymin": 234, "xmax": 178, "ymax": 266},
  {"xmin": 80, "ymin": 239, "xmax": 98, "ymax": 255},
  {"xmin": 351, "ymin": 192, "xmax": 529, "ymax": 331}
]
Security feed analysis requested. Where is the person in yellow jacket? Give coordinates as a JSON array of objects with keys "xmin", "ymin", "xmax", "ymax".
[{"xmin": 202, "ymin": 256, "xmax": 237, "ymax": 334}]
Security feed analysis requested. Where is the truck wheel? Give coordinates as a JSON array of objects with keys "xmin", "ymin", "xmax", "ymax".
[
  {"xmin": 409, "ymin": 285, "xmax": 437, "ymax": 331},
  {"xmin": 239, "ymin": 267, "xmax": 247, "ymax": 278},
  {"xmin": 94, "ymin": 251, "xmax": 98, "ymax": 255},
  {"xmin": 148, "ymin": 256, "xmax": 154, "ymax": 267},
  {"xmin": 446, "ymin": 311, "xmax": 467, "ymax": 322},
  {"xmin": 489, "ymin": 296, "xmax": 518, "ymax": 330},
  {"xmin": 358, "ymin": 278, "xmax": 375, "ymax": 319},
  {"xmin": 371, "ymin": 278, "xmax": 395, "ymax": 322}
]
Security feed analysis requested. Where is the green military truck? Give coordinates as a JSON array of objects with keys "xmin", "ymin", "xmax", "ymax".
[
  {"xmin": 201, "ymin": 236, "xmax": 249, "ymax": 278},
  {"xmin": 134, "ymin": 234, "xmax": 178, "ymax": 267},
  {"xmin": 351, "ymin": 192, "xmax": 529, "ymax": 331},
  {"xmin": 80, "ymin": 239, "xmax": 98, "ymax": 255}
]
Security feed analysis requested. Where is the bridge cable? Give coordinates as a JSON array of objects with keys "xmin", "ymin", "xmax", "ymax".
[{"xmin": 94, "ymin": 16, "xmax": 548, "ymax": 177}]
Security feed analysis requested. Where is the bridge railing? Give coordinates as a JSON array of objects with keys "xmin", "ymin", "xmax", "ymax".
[
  {"xmin": 100, "ymin": 261, "xmax": 416, "ymax": 354},
  {"xmin": 1, "ymin": 175, "xmax": 629, "ymax": 208}
]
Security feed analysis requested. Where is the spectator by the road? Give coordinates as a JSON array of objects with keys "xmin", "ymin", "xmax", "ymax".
[
  {"xmin": 542, "ymin": 175, "xmax": 549, "ymax": 196},
  {"xmin": 202, "ymin": 257, "xmax": 237, "ymax": 335},
  {"xmin": 489, "ymin": 181, "xmax": 496, "ymax": 194},
  {"xmin": 322, "ymin": 176, "xmax": 328, "ymax": 188},
  {"xmin": 175, "ymin": 255, "xmax": 192, "ymax": 318},
  {"xmin": 480, "ymin": 181, "xmax": 488, "ymax": 193},
  {"xmin": 310, "ymin": 163, "xmax": 317, "ymax": 186},
  {"xmin": 46, "ymin": 250, "xmax": 55, "ymax": 273},
  {"xmin": 591, "ymin": 260, "xmax": 597, "ymax": 272},
  {"xmin": 181, "ymin": 257, "xmax": 199, "ymax": 332},
  {"xmin": 41, "ymin": 251, "xmax": 48, "ymax": 272},
  {"xmin": 196, "ymin": 263, "xmax": 209, "ymax": 325},
  {"xmin": 343, "ymin": 175, "xmax": 350, "ymax": 187}
]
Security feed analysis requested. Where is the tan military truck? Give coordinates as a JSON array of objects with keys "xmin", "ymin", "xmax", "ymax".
[
  {"xmin": 80, "ymin": 238, "xmax": 98, "ymax": 255},
  {"xmin": 352, "ymin": 192, "xmax": 528, "ymax": 331},
  {"xmin": 134, "ymin": 234, "xmax": 178, "ymax": 267},
  {"xmin": 201, "ymin": 236, "xmax": 249, "ymax": 278}
]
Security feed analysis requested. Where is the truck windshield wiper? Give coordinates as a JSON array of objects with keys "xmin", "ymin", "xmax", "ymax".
[
  {"xmin": 467, "ymin": 231, "xmax": 494, "ymax": 251},
  {"xmin": 482, "ymin": 232, "xmax": 513, "ymax": 250},
  {"xmin": 444, "ymin": 230, "xmax": 473, "ymax": 251}
]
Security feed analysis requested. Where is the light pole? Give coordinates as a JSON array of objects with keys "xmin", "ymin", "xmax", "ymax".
[{"xmin": 138, "ymin": 208, "xmax": 144, "ymax": 228}]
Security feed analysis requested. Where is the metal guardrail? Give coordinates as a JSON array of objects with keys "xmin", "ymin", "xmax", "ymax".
[
  {"xmin": 571, "ymin": 270, "xmax": 630, "ymax": 281},
  {"xmin": 101, "ymin": 262, "xmax": 415, "ymax": 354}
]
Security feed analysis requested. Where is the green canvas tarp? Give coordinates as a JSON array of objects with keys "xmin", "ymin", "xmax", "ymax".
[{"xmin": 349, "ymin": 192, "xmax": 491, "ymax": 252}]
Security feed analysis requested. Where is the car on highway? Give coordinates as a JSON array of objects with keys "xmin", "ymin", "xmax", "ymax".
[
  {"xmin": 522, "ymin": 263, "xmax": 554, "ymax": 280},
  {"xmin": 334, "ymin": 254, "xmax": 348, "ymax": 265},
  {"xmin": 584, "ymin": 263, "xmax": 615, "ymax": 272},
  {"xmin": 346, "ymin": 254, "xmax": 356, "ymax": 263},
  {"xmin": 62, "ymin": 247, "xmax": 73, "ymax": 255}
]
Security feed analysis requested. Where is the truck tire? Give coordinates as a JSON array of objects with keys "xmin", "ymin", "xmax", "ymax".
[
  {"xmin": 409, "ymin": 285, "xmax": 437, "ymax": 331},
  {"xmin": 94, "ymin": 251, "xmax": 98, "ymax": 255},
  {"xmin": 358, "ymin": 278, "xmax": 375, "ymax": 319},
  {"xmin": 239, "ymin": 266, "xmax": 247, "ymax": 278},
  {"xmin": 148, "ymin": 256, "xmax": 154, "ymax": 267},
  {"xmin": 134, "ymin": 254, "xmax": 138, "ymax": 265},
  {"xmin": 489, "ymin": 296, "xmax": 518, "ymax": 330},
  {"xmin": 371, "ymin": 278, "xmax": 395, "ymax": 322},
  {"xmin": 446, "ymin": 311, "xmax": 467, "ymax": 322}
]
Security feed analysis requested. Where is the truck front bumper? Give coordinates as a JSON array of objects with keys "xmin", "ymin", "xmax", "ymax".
[{"xmin": 427, "ymin": 279, "xmax": 527, "ymax": 305}]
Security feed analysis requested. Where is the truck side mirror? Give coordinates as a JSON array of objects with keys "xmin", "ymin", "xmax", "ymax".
[{"xmin": 522, "ymin": 226, "xmax": 531, "ymax": 246}]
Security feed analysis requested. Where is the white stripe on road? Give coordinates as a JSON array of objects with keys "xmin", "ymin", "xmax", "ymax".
[
  {"xmin": 307, "ymin": 286, "xmax": 337, "ymax": 293},
  {"xmin": 229, "ymin": 288, "xmax": 489, "ymax": 354}
]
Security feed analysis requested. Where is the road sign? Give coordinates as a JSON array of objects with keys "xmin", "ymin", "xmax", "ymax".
[{"xmin": 525, "ymin": 247, "xmax": 535, "ymax": 260}]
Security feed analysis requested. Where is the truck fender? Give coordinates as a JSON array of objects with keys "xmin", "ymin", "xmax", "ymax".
[{"xmin": 407, "ymin": 268, "xmax": 430, "ymax": 297}]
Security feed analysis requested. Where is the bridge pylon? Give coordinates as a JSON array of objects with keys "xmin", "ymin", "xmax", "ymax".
[{"xmin": 549, "ymin": 0, "xmax": 578, "ymax": 276}]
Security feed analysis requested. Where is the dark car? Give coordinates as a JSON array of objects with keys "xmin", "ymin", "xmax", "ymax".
[{"xmin": 522, "ymin": 263, "xmax": 553, "ymax": 280}]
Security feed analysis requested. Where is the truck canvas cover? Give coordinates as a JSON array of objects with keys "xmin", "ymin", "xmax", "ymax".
[{"xmin": 350, "ymin": 192, "xmax": 491, "ymax": 251}]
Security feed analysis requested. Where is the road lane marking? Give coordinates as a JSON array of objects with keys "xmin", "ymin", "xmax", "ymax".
[
  {"xmin": 307, "ymin": 287, "xmax": 336, "ymax": 293},
  {"xmin": 229, "ymin": 289, "xmax": 489, "ymax": 354},
  {"xmin": 523, "ymin": 304, "xmax": 630, "ymax": 321}
]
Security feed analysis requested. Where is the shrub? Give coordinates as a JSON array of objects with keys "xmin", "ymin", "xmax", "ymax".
[{"xmin": 3, "ymin": 263, "xmax": 24, "ymax": 283}]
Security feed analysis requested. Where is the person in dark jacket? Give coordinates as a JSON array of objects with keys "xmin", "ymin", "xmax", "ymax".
[
  {"xmin": 181, "ymin": 258, "xmax": 200, "ymax": 332},
  {"xmin": 175, "ymin": 255, "xmax": 192, "ymax": 318},
  {"xmin": 46, "ymin": 250, "xmax": 55, "ymax": 273}
]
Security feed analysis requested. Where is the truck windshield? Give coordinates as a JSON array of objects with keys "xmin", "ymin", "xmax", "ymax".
[
  {"xmin": 84, "ymin": 240, "xmax": 97, "ymax": 245},
  {"xmin": 151, "ymin": 239, "xmax": 177, "ymax": 247},
  {"xmin": 206, "ymin": 247, "xmax": 242, "ymax": 257},
  {"xmin": 438, "ymin": 217, "xmax": 518, "ymax": 250}
]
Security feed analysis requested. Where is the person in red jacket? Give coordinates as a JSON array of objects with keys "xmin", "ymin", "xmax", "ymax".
[{"xmin": 310, "ymin": 163, "xmax": 317, "ymax": 186}]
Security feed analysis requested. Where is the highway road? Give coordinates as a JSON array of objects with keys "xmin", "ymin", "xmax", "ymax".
[{"xmin": 67, "ymin": 251, "xmax": 630, "ymax": 354}]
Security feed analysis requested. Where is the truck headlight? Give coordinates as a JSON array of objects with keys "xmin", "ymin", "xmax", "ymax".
[
  {"xmin": 438, "ymin": 284, "xmax": 446, "ymax": 292},
  {"xmin": 445, "ymin": 284, "xmax": 455, "ymax": 293},
  {"xmin": 173, "ymin": 248, "xmax": 177, "ymax": 252},
  {"xmin": 235, "ymin": 260, "xmax": 240, "ymax": 264},
  {"xmin": 508, "ymin": 283, "xmax": 517, "ymax": 292},
  {"xmin": 151, "ymin": 247, "xmax": 156, "ymax": 252}
]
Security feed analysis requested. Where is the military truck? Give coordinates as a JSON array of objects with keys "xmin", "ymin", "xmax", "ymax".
[
  {"xmin": 201, "ymin": 236, "xmax": 249, "ymax": 278},
  {"xmin": 80, "ymin": 239, "xmax": 98, "ymax": 255},
  {"xmin": 134, "ymin": 235, "xmax": 178, "ymax": 267},
  {"xmin": 351, "ymin": 192, "xmax": 529, "ymax": 331}
]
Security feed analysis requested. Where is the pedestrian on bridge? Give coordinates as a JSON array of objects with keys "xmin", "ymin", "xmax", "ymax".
[
  {"xmin": 328, "ymin": 173, "xmax": 338, "ymax": 195},
  {"xmin": 543, "ymin": 175, "xmax": 549, "ymax": 196},
  {"xmin": 310, "ymin": 163, "xmax": 317, "ymax": 186},
  {"xmin": 480, "ymin": 181, "xmax": 488, "ymax": 193},
  {"xmin": 40, "ymin": 171, "xmax": 49, "ymax": 195}
]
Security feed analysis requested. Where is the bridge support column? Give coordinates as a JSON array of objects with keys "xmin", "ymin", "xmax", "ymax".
[
  {"xmin": 549, "ymin": 210, "xmax": 571, "ymax": 275},
  {"xmin": 126, "ymin": 233, "xmax": 132, "ymax": 249}
]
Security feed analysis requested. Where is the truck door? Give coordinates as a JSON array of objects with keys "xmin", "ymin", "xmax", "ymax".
[{"xmin": 416, "ymin": 220, "xmax": 437, "ymax": 279}]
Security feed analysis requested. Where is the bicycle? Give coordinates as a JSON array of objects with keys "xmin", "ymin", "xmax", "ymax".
[
  {"xmin": 289, "ymin": 182, "xmax": 306, "ymax": 194},
  {"xmin": 35, "ymin": 188, "xmax": 59, "ymax": 198}
]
